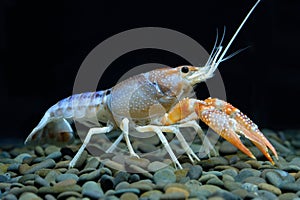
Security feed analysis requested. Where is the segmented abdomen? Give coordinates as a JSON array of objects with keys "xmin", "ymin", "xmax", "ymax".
[{"xmin": 48, "ymin": 90, "xmax": 112, "ymax": 122}]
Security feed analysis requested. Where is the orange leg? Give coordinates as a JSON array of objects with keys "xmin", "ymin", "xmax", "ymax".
[{"xmin": 161, "ymin": 97, "xmax": 278, "ymax": 164}]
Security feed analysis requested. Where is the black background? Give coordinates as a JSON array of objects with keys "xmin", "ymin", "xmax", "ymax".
[{"xmin": 0, "ymin": 1, "xmax": 299, "ymax": 142}]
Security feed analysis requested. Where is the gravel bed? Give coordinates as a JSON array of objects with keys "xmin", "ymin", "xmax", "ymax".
[{"xmin": 0, "ymin": 129, "xmax": 300, "ymax": 200}]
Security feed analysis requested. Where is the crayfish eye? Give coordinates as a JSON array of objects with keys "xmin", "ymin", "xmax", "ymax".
[{"xmin": 181, "ymin": 66, "xmax": 189, "ymax": 73}]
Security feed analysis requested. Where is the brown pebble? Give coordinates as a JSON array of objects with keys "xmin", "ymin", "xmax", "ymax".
[
  {"xmin": 102, "ymin": 159, "xmax": 125, "ymax": 171},
  {"xmin": 125, "ymin": 157, "xmax": 150, "ymax": 169},
  {"xmin": 128, "ymin": 165, "xmax": 153, "ymax": 179},
  {"xmin": 165, "ymin": 186, "xmax": 190, "ymax": 199},
  {"xmin": 245, "ymin": 160, "xmax": 262, "ymax": 169},
  {"xmin": 140, "ymin": 190, "xmax": 163, "ymax": 198},
  {"xmin": 35, "ymin": 146, "xmax": 45, "ymax": 157},
  {"xmin": 258, "ymin": 183, "xmax": 282, "ymax": 195},
  {"xmin": 19, "ymin": 164, "xmax": 30, "ymax": 174},
  {"xmin": 57, "ymin": 191, "xmax": 82, "ymax": 199},
  {"xmin": 174, "ymin": 169, "xmax": 189, "ymax": 182},
  {"xmin": 35, "ymin": 169, "xmax": 52, "ymax": 177},
  {"xmin": 160, "ymin": 192, "xmax": 186, "ymax": 200},
  {"xmin": 54, "ymin": 179, "xmax": 76, "ymax": 187},
  {"xmin": 120, "ymin": 192, "xmax": 139, "ymax": 200},
  {"xmin": 294, "ymin": 171, "xmax": 300, "ymax": 179},
  {"xmin": 278, "ymin": 193, "xmax": 298, "ymax": 200},
  {"xmin": 55, "ymin": 160, "xmax": 70, "ymax": 169}
]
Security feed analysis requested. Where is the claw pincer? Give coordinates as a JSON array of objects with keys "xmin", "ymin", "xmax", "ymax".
[{"xmin": 196, "ymin": 98, "xmax": 278, "ymax": 164}]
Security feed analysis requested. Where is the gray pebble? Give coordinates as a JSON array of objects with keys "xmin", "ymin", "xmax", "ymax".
[
  {"xmin": 231, "ymin": 159, "xmax": 251, "ymax": 170},
  {"xmin": 23, "ymin": 159, "xmax": 56, "ymax": 174},
  {"xmin": 243, "ymin": 176, "xmax": 266, "ymax": 185},
  {"xmin": 222, "ymin": 174, "xmax": 235, "ymax": 182},
  {"xmin": 269, "ymin": 138, "xmax": 291, "ymax": 154},
  {"xmin": 18, "ymin": 174, "xmax": 37, "ymax": 184},
  {"xmin": 199, "ymin": 174, "xmax": 218, "ymax": 183},
  {"xmin": 57, "ymin": 191, "xmax": 82, "ymax": 199},
  {"xmin": 7, "ymin": 163, "xmax": 20, "ymax": 172},
  {"xmin": 0, "ymin": 182, "xmax": 12, "ymax": 190},
  {"xmin": 99, "ymin": 167, "xmax": 112, "ymax": 176},
  {"xmin": 65, "ymin": 168, "xmax": 79, "ymax": 175},
  {"xmin": 19, "ymin": 192, "xmax": 42, "ymax": 200},
  {"xmin": 31, "ymin": 157, "xmax": 44, "ymax": 164},
  {"xmin": 34, "ymin": 146, "xmax": 44, "ymax": 157},
  {"xmin": 39, "ymin": 183, "xmax": 81, "ymax": 195},
  {"xmin": 44, "ymin": 194, "xmax": 57, "ymax": 200},
  {"xmin": 2, "ymin": 194, "xmax": 18, "ymax": 200},
  {"xmin": 113, "ymin": 171, "xmax": 130, "ymax": 186},
  {"xmin": 206, "ymin": 177, "xmax": 224, "ymax": 187},
  {"xmin": 78, "ymin": 167, "xmax": 95, "ymax": 175},
  {"xmin": 257, "ymin": 190, "xmax": 278, "ymax": 200},
  {"xmin": 153, "ymin": 168, "xmax": 176, "ymax": 185},
  {"xmin": 130, "ymin": 181, "xmax": 154, "ymax": 192},
  {"xmin": 34, "ymin": 176, "xmax": 50, "ymax": 187},
  {"xmin": 209, "ymin": 190, "xmax": 240, "ymax": 200},
  {"xmin": 9, "ymin": 185, "xmax": 38, "ymax": 197},
  {"xmin": 219, "ymin": 141, "xmax": 238, "ymax": 154},
  {"xmin": 197, "ymin": 185, "xmax": 222, "ymax": 197},
  {"xmin": 199, "ymin": 157, "xmax": 228, "ymax": 169},
  {"xmin": 224, "ymin": 181, "xmax": 242, "ymax": 191},
  {"xmin": 266, "ymin": 171, "xmax": 282, "ymax": 187},
  {"xmin": 184, "ymin": 180, "xmax": 202, "ymax": 198},
  {"xmin": 278, "ymin": 193, "xmax": 298, "ymax": 200},
  {"xmin": 289, "ymin": 157, "xmax": 300, "ymax": 167},
  {"xmin": 56, "ymin": 173, "xmax": 79, "ymax": 182},
  {"xmin": 221, "ymin": 169, "xmax": 238, "ymax": 177},
  {"xmin": 187, "ymin": 165, "xmax": 202, "ymax": 180},
  {"xmin": 84, "ymin": 157, "xmax": 100, "ymax": 169},
  {"xmin": 44, "ymin": 145, "xmax": 60, "ymax": 155},
  {"xmin": 114, "ymin": 188, "xmax": 140, "ymax": 196},
  {"xmin": 160, "ymin": 192, "xmax": 186, "ymax": 200},
  {"xmin": 235, "ymin": 168, "xmax": 260, "ymax": 182},
  {"xmin": 45, "ymin": 151, "xmax": 62, "ymax": 161},
  {"xmin": 45, "ymin": 170, "xmax": 61, "ymax": 183},
  {"xmin": 115, "ymin": 181, "xmax": 130, "ymax": 190},
  {"xmin": 0, "ymin": 158, "xmax": 16, "ymax": 164},
  {"xmin": 147, "ymin": 161, "xmax": 169, "ymax": 172},
  {"xmin": 0, "ymin": 151, "xmax": 11, "ymax": 158},
  {"xmin": 0, "ymin": 173, "xmax": 11, "ymax": 183},
  {"xmin": 232, "ymin": 161, "xmax": 252, "ymax": 169},
  {"xmin": 281, "ymin": 164, "xmax": 300, "ymax": 172},
  {"xmin": 81, "ymin": 181, "xmax": 104, "ymax": 199},
  {"xmin": 128, "ymin": 174, "xmax": 140, "ymax": 183},
  {"xmin": 242, "ymin": 182, "xmax": 258, "ymax": 192},
  {"xmin": 203, "ymin": 170, "xmax": 223, "ymax": 177},
  {"xmin": 14, "ymin": 153, "xmax": 32, "ymax": 164},
  {"xmin": 279, "ymin": 182, "xmax": 300, "ymax": 193},
  {"xmin": 187, "ymin": 165, "xmax": 203, "ymax": 180},
  {"xmin": 100, "ymin": 174, "xmax": 114, "ymax": 191},
  {"xmin": 138, "ymin": 142, "xmax": 157, "ymax": 153},
  {"xmin": 79, "ymin": 168, "xmax": 101, "ymax": 182}
]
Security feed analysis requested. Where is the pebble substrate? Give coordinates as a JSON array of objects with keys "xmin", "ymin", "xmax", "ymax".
[{"xmin": 0, "ymin": 129, "xmax": 300, "ymax": 200}]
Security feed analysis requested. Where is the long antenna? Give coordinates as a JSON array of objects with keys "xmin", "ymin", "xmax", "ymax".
[{"xmin": 216, "ymin": 0, "xmax": 261, "ymax": 66}]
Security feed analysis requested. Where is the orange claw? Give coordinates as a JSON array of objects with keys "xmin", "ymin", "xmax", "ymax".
[{"xmin": 196, "ymin": 98, "xmax": 278, "ymax": 164}]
